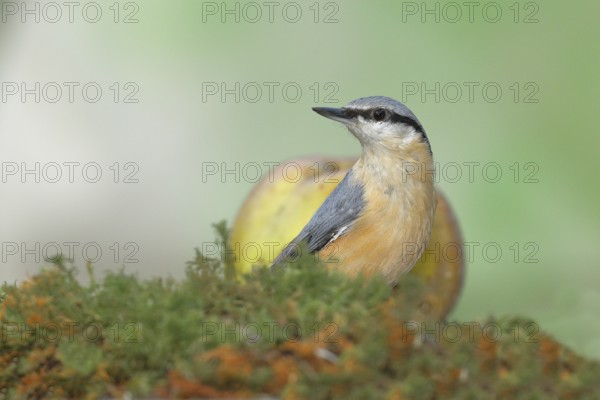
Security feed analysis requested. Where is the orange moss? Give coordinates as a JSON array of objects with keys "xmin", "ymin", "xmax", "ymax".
[
  {"xmin": 478, "ymin": 335, "xmax": 498, "ymax": 371},
  {"xmin": 539, "ymin": 336, "xmax": 561, "ymax": 374},
  {"xmin": 267, "ymin": 354, "xmax": 299, "ymax": 392},
  {"xmin": 200, "ymin": 345, "xmax": 254, "ymax": 386},
  {"xmin": 165, "ymin": 370, "xmax": 240, "ymax": 398},
  {"xmin": 34, "ymin": 297, "xmax": 50, "ymax": 308},
  {"xmin": 26, "ymin": 314, "xmax": 44, "ymax": 325}
]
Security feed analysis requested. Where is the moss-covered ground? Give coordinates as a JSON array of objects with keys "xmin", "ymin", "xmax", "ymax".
[{"xmin": 1, "ymin": 223, "xmax": 599, "ymax": 399}]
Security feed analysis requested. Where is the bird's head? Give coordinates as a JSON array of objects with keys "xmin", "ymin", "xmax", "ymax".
[{"xmin": 312, "ymin": 96, "xmax": 431, "ymax": 155}]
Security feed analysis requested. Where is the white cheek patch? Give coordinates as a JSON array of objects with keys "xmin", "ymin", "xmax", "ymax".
[
  {"xmin": 399, "ymin": 126, "xmax": 421, "ymax": 143},
  {"xmin": 353, "ymin": 117, "xmax": 423, "ymax": 148},
  {"xmin": 363, "ymin": 121, "xmax": 406, "ymax": 138}
]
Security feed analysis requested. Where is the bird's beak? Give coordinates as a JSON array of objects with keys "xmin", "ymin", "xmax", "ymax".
[{"xmin": 312, "ymin": 107, "xmax": 353, "ymax": 124}]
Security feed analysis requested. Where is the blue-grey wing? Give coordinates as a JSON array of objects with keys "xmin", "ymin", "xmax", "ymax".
[{"xmin": 271, "ymin": 169, "xmax": 365, "ymax": 267}]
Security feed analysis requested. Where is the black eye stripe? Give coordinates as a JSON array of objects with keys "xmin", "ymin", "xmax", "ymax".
[
  {"xmin": 345, "ymin": 108, "xmax": 425, "ymax": 135},
  {"xmin": 342, "ymin": 109, "xmax": 358, "ymax": 119},
  {"xmin": 389, "ymin": 114, "xmax": 425, "ymax": 135},
  {"xmin": 341, "ymin": 106, "xmax": 431, "ymax": 155}
]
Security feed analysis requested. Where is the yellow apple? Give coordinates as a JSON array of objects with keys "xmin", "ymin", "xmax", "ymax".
[{"xmin": 230, "ymin": 157, "xmax": 464, "ymax": 319}]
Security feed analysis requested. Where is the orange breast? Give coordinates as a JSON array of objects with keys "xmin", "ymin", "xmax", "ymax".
[{"xmin": 318, "ymin": 143, "xmax": 436, "ymax": 283}]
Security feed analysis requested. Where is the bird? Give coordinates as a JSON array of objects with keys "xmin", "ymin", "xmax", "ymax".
[{"xmin": 271, "ymin": 96, "xmax": 437, "ymax": 284}]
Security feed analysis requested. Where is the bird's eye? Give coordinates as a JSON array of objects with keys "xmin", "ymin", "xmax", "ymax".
[{"xmin": 372, "ymin": 108, "xmax": 387, "ymax": 122}]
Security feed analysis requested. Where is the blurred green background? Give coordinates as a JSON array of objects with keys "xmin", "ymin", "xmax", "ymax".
[{"xmin": 1, "ymin": 1, "xmax": 599, "ymax": 358}]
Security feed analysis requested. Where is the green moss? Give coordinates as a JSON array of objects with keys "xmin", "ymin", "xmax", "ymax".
[{"xmin": 0, "ymin": 222, "xmax": 599, "ymax": 399}]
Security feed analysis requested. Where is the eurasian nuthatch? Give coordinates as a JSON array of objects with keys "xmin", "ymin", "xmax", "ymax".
[{"xmin": 272, "ymin": 96, "xmax": 436, "ymax": 284}]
